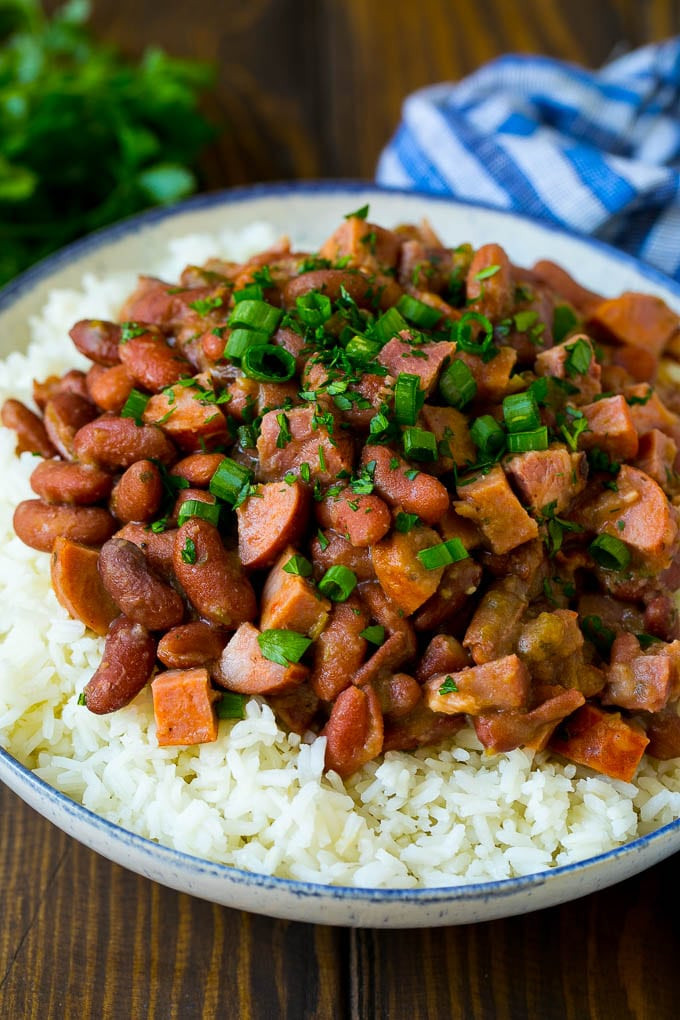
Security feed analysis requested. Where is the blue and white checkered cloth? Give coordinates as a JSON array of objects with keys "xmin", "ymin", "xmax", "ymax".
[{"xmin": 376, "ymin": 40, "xmax": 680, "ymax": 281}]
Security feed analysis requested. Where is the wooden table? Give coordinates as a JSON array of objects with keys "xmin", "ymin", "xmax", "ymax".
[{"xmin": 3, "ymin": 1, "xmax": 680, "ymax": 1016}]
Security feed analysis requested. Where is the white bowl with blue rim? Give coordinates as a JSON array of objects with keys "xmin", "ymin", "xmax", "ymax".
[{"xmin": 1, "ymin": 182, "xmax": 680, "ymax": 928}]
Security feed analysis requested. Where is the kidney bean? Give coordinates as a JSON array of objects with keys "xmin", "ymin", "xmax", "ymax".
[
  {"xmin": 83, "ymin": 616, "xmax": 156, "ymax": 714},
  {"xmin": 33, "ymin": 370, "xmax": 89, "ymax": 410},
  {"xmin": 1, "ymin": 398, "xmax": 56, "ymax": 457},
  {"xmin": 119, "ymin": 330, "xmax": 192, "ymax": 392},
  {"xmin": 111, "ymin": 459, "xmax": 163, "ymax": 523},
  {"xmin": 157, "ymin": 621, "xmax": 228, "ymax": 669},
  {"xmin": 73, "ymin": 416, "xmax": 176, "ymax": 469},
  {"xmin": 322, "ymin": 684, "xmax": 384, "ymax": 778},
  {"xmin": 44, "ymin": 391, "xmax": 97, "ymax": 459},
  {"xmin": 30, "ymin": 459, "xmax": 113, "ymax": 505},
  {"xmin": 114, "ymin": 523, "xmax": 177, "ymax": 582},
  {"xmin": 13, "ymin": 499, "xmax": 117, "ymax": 552},
  {"xmin": 170, "ymin": 452, "xmax": 225, "ymax": 488},
  {"xmin": 69, "ymin": 319, "xmax": 122, "ymax": 366},
  {"xmin": 98, "ymin": 538, "xmax": 185, "ymax": 630},
  {"xmin": 173, "ymin": 519, "xmax": 257, "ymax": 628},
  {"xmin": 51, "ymin": 537, "xmax": 119, "ymax": 636},
  {"xmin": 86, "ymin": 364, "xmax": 135, "ymax": 414}
]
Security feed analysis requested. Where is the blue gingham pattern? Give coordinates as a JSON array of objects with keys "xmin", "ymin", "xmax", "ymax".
[{"xmin": 376, "ymin": 40, "xmax": 680, "ymax": 281}]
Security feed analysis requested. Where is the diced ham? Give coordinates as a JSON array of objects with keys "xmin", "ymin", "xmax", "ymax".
[
  {"xmin": 530, "ymin": 260, "xmax": 603, "ymax": 315},
  {"xmin": 377, "ymin": 332, "xmax": 455, "ymax": 395},
  {"xmin": 151, "ymin": 667, "xmax": 219, "ymax": 746},
  {"xmin": 215, "ymin": 622, "xmax": 309, "ymax": 695},
  {"xmin": 237, "ymin": 481, "xmax": 310, "ymax": 568},
  {"xmin": 585, "ymin": 291, "xmax": 680, "ymax": 359},
  {"xmin": 311, "ymin": 596, "xmax": 369, "ymax": 701},
  {"xmin": 474, "ymin": 686, "xmax": 586, "ymax": 753},
  {"xmin": 371, "ymin": 526, "xmax": 445, "ymax": 615},
  {"xmin": 315, "ymin": 489, "xmax": 391, "ymax": 547},
  {"xmin": 549, "ymin": 703, "xmax": 649, "ymax": 782},
  {"xmin": 456, "ymin": 347, "xmax": 518, "ymax": 402},
  {"xmin": 634, "ymin": 429, "xmax": 678, "ymax": 493},
  {"xmin": 624, "ymin": 385, "xmax": 680, "ymax": 441},
  {"xmin": 534, "ymin": 334, "xmax": 601, "ymax": 403},
  {"xmin": 602, "ymin": 632, "xmax": 673, "ymax": 713},
  {"xmin": 419, "ymin": 404, "xmax": 476, "ymax": 473},
  {"xmin": 260, "ymin": 546, "xmax": 331, "ymax": 636},
  {"xmin": 454, "ymin": 464, "xmax": 539, "ymax": 554},
  {"xmin": 322, "ymin": 684, "xmax": 384, "ymax": 778},
  {"xmin": 504, "ymin": 447, "xmax": 587, "ymax": 514},
  {"xmin": 578, "ymin": 395, "xmax": 639, "ymax": 460},
  {"xmin": 319, "ymin": 216, "xmax": 401, "ymax": 272},
  {"xmin": 256, "ymin": 406, "xmax": 353, "ymax": 484},
  {"xmin": 362, "ymin": 444, "xmax": 450, "ymax": 525},
  {"xmin": 423, "ymin": 655, "xmax": 530, "ymax": 715}
]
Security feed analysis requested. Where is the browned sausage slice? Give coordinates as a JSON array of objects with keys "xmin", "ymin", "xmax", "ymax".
[
  {"xmin": 237, "ymin": 481, "xmax": 310, "ymax": 568},
  {"xmin": 215, "ymin": 622, "xmax": 309, "ymax": 695},
  {"xmin": 51, "ymin": 537, "xmax": 120, "ymax": 636}
]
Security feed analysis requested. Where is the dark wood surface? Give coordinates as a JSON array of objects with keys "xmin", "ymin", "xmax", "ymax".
[{"xmin": 4, "ymin": 1, "xmax": 680, "ymax": 1017}]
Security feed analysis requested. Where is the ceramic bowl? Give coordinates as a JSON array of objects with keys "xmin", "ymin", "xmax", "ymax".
[{"xmin": 2, "ymin": 182, "xmax": 680, "ymax": 927}]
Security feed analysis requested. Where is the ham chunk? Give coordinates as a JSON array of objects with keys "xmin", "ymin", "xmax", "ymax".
[
  {"xmin": 151, "ymin": 668, "xmax": 219, "ymax": 746},
  {"xmin": 624, "ymin": 385, "xmax": 680, "ymax": 439},
  {"xmin": 260, "ymin": 546, "xmax": 331, "ymax": 636},
  {"xmin": 574, "ymin": 465, "xmax": 678, "ymax": 572},
  {"xmin": 585, "ymin": 292, "xmax": 680, "ymax": 359},
  {"xmin": 634, "ymin": 429, "xmax": 678, "ymax": 493},
  {"xmin": 423, "ymin": 655, "xmax": 530, "ymax": 715},
  {"xmin": 456, "ymin": 347, "xmax": 518, "ymax": 403},
  {"xmin": 362, "ymin": 444, "xmax": 449, "ymax": 525},
  {"xmin": 215, "ymin": 622, "xmax": 309, "ymax": 695},
  {"xmin": 549, "ymin": 703, "xmax": 649, "ymax": 782},
  {"xmin": 602, "ymin": 633, "xmax": 673, "ymax": 713},
  {"xmin": 377, "ymin": 332, "xmax": 455, "ymax": 395},
  {"xmin": 504, "ymin": 447, "xmax": 587, "ymax": 514},
  {"xmin": 371, "ymin": 526, "xmax": 445, "ymax": 616},
  {"xmin": 419, "ymin": 404, "xmax": 476, "ymax": 474},
  {"xmin": 465, "ymin": 243, "xmax": 513, "ymax": 321},
  {"xmin": 319, "ymin": 216, "xmax": 400, "ymax": 272},
  {"xmin": 535, "ymin": 334, "xmax": 601, "ymax": 403},
  {"xmin": 579, "ymin": 395, "xmax": 639, "ymax": 460},
  {"xmin": 256, "ymin": 406, "xmax": 353, "ymax": 484},
  {"xmin": 474, "ymin": 686, "xmax": 586, "ymax": 753},
  {"xmin": 530, "ymin": 259, "xmax": 603, "ymax": 315},
  {"xmin": 455, "ymin": 464, "xmax": 538, "ymax": 554},
  {"xmin": 236, "ymin": 480, "xmax": 310, "ymax": 568}
]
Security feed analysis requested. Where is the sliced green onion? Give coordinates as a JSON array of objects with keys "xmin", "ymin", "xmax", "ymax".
[
  {"xmin": 217, "ymin": 692, "xmax": 247, "ymax": 719},
  {"xmin": 395, "ymin": 511, "xmax": 420, "ymax": 533},
  {"xmin": 502, "ymin": 391, "xmax": 541, "ymax": 433},
  {"xmin": 176, "ymin": 498, "xmax": 220, "ymax": 528},
  {"xmin": 241, "ymin": 344, "xmax": 295, "ymax": 382},
  {"xmin": 209, "ymin": 457, "xmax": 253, "ymax": 505},
  {"xmin": 394, "ymin": 373, "xmax": 425, "ymax": 426},
  {"xmin": 360, "ymin": 625, "xmax": 386, "ymax": 646},
  {"xmin": 283, "ymin": 554, "xmax": 313, "ymax": 577},
  {"xmin": 402, "ymin": 426, "xmax": 437, "ymax": 462},
  {"xmin": 396, "ymin": 293, "xmax": 442, "ymax": 329},
  {"xmin": 238, "ymin": 424, "xmax": 258, "ymax": 449},
  {"xmin": 417, "ymin": 538, "xmax": 469, "ymax": 570},
  {"xmin": 120, "ymin": 388, "xmax": 150, "ymax": 422},
  {"xmin": 589, "ymin": 534, "xmax": 631, "ymax": 571},
  {"xmin": 296, "ymin": 290, "xmax": 332, "ymax": 327},
  {"xmin": 439, "ymin": 359, "xmax": 477, "ymax": 409},
  {"xmin": 506, "ymin": 426, "xmax": 549, "ymax": 453},
  {"xmin": 581, "ymin": 615, "xmax": 616, "ymax": 657},
  {"xmin": 224, "ymin": 327, "xmax": 270, "ymax": 361},
  {"xmin": 228, "ymin": 299, "xmax": 282, "ymax": 335},
  {"xmin": 372, "ymin": 306, "xmax": 408, "ymax": 344},
  {"xmin": 318, "ymin": 565, "xmax": 357, "ymax": 602},
  {"xmin": 345, "ymin": 334, "xmax": 382, "ymax": 362},
  {"xmin": 234, "ymin": 283, "xmax": 264, "ymax": 303},
  {"xmin": 469, "ymin": 415, "xmax": 506, "ymax": 458},
  {"xmin": 454, "ymin": 312, "xmax": 495, "ymax": 361},
  {"xmin": 553, "ymin": 304, "xmax": 580, "ymax": 344},
  {"xmin": 258, "ymin": 629, "xmax": 312, "ymax": 666}
]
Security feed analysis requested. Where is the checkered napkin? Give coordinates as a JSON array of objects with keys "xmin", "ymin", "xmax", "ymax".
[{"xmin": 376, "ymin": 40, "xmax": 680, "ymax": 281}]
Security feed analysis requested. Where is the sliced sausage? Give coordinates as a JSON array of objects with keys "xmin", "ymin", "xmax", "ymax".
[{"xmin": 237, "ymin": 481, "xmax": 310, "ymax": 568}]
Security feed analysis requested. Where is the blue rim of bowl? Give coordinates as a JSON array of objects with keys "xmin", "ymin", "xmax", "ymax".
[{"xmin": 1, "ymin": 179, "xmax": 680, "ymax": 907}]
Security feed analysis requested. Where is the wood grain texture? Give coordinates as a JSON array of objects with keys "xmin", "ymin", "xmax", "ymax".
[{"xmin": 4, "ymin": 1, "xmax": 680, "ymax": 1017}]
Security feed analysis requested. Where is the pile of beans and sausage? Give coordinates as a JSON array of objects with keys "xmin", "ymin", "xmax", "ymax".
[{"xmin": 4, "ymin": 208, "xmax": 680, "ymax": 781}]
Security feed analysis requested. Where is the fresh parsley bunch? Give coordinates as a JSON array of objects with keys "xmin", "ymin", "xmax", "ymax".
[{"xmin": 0, "ymin": 0, "xmax": 216, "ymax": 285}]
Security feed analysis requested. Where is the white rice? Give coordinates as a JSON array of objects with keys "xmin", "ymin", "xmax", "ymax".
[{"xmin": 2, "ymin": 224, "xmax": 680, "ymax": 889}]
